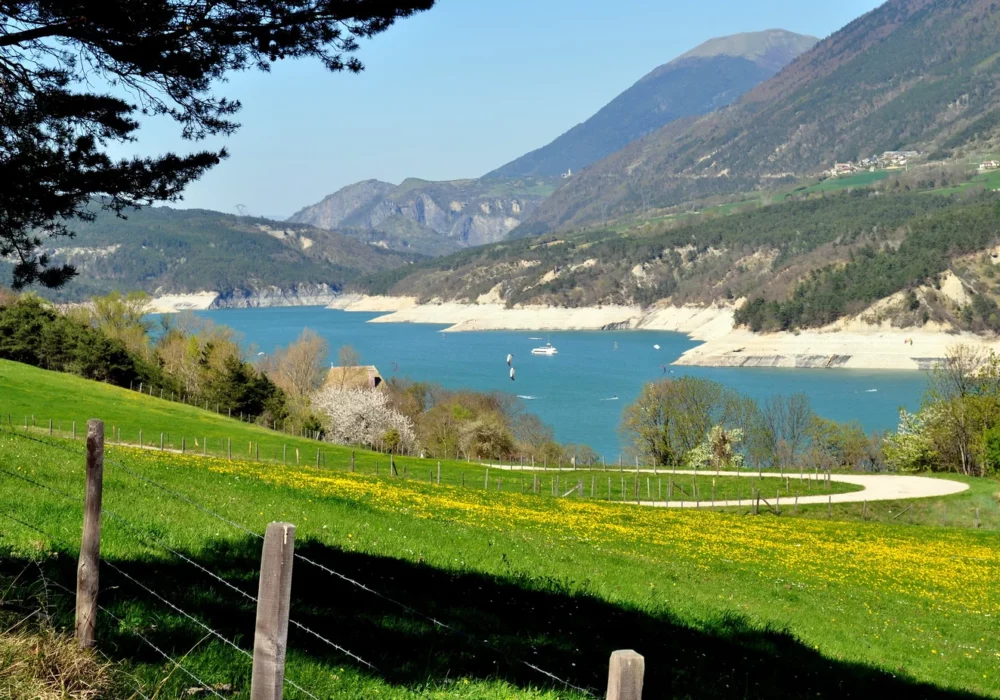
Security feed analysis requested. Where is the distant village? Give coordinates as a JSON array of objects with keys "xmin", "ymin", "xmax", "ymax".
[
  {"xmin": 828, "ymin": 150, "xmax": 923, "ymax": 177},
  {"xmin": 829, "ymin": 150, "xmax": 1000, "ymax": 178}
]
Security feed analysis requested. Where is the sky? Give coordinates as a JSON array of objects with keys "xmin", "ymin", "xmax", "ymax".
[{"xmin": 119, "ymin": 0, "xmax": 886, "ymax": 218}]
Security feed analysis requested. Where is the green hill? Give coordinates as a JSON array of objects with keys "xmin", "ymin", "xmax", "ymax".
[
  {"xmin": 0, "ymin": 205, "xmax": 418, "ymax": 303},
  {"xmin": 0, "ymin": 358, "xmax": 997, "ymax": 698},
  {"xmin": 486, "ymin": 30, "xmax": 816, "ymax": 179},
  {"xmin": 523, "ymin": 0, "xmax": 1000, "ymax": 232}
]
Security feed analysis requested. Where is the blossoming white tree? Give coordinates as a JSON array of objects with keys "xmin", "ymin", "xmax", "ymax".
[
  {"xmin": 685, "ymin": 426, "xmax": 745, "ymax": 472},
  {"xmin": 312, "ymin": 386, "xmax": 416, "ymax": 452}
]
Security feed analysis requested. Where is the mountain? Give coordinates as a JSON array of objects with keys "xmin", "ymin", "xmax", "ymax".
[
  {"xmin": 288, "ymin": 176, "xmax": 557, "ymax": 257},
  {"xmin": 359, "ymin": 183, "xmax": 1000, "ymax": 335},
  {"xmin": 485, "ymin": 29, "xmax": 817, "ymax": 180},
  {"xmin": 523, "ymin": 0, "xmax": 1000, "ymax": 232},
  {"xmin": 3, "ymin": 205, "xmax": 418, "ymax": 304}
]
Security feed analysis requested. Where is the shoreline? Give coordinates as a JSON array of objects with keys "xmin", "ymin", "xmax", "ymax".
[
  {"xmin": 327, "ymin": 295, "xmax": 1000, "ymax": 371},
  {"xmin": 326, "ymin": 294, "xmax": 734, "ymax": 339}
]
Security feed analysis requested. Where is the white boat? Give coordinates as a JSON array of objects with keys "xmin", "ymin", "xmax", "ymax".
[{"xmin": 531, "ymin": 342, "xmax": 558, "ymax": 356}]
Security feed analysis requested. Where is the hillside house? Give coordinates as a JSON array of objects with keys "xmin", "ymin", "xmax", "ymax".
[
  {"xmin": 979, "ymin": 160, "xmax": 999, "ymax": 171},
  {"xmin": 325, "ymin": 365, "xmax": 383, "ymax": 390}
]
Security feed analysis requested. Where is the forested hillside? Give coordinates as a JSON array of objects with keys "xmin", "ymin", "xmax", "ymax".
[
  {"xmin": 522, "ymin": 0, "xmax": 1000, "ymax": 232},
  {"xmin": 0, "ymin": 206, "xmax": 417, "ymax": 302},
  {"xmin": 359, "ymin": 184, "xmax": 1000, "ymax": 333}
]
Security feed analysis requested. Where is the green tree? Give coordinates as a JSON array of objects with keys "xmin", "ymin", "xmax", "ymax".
[
  {"xmin": 620, "ymin": 377, "xmax": 739, "ymax": 466},
  {"xmin": 1, "ymin": 0, "xmax": 433, "ymax": 288},
  {"xmin": 755, "ymin": 393, "xmax": 814, "ymax": 472},
  {"xmin": 88, "ymin": 291, "xmax": 152, "ymax": 358},
  {"xmin": 883, "ymin": 410, "xmax": 936, "ymax": 473},
  {"xmin": 979, "ymin": 424, "xmax": 1000, "ymax": 476}
]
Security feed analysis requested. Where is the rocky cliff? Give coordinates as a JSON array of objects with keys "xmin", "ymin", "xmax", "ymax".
[
  {"xmin": 287, "ymin": 180, "xmax": 395, "ymax": 230},
  {"xmin": 288, "ymin": 177, "xmax": 556, "ymax": 256},
  {"xmin": 210, "ymin": 283, "xmax": 341, "ymax": 308}
]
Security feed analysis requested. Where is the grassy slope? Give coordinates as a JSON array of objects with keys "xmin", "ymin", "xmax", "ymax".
[
  {"xmin": 0, "ymin": 359, "xmax": 863, "ymax": 503},
  {"xmin": 1, "ymin": 360, "xmax": 999, "ymax": 698}
]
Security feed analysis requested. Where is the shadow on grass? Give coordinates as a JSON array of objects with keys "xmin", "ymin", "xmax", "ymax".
[{"xmin": 0, "ymin": 540, "xmax": 978, "ymax": 699}]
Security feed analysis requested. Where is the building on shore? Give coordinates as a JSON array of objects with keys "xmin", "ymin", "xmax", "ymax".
[{"xmin": 325, "ymin": 365, "xmax": 383, "ymax": 390}]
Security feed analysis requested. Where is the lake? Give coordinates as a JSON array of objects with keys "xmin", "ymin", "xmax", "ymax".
[{"xmin": 191, "ymin": 306, "xmax": 927, "ymax": 458}]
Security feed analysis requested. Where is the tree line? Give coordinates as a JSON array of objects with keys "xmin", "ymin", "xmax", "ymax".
[
  {"xmin": 619, "ymin": 376, "xmax": 881, "ymax": 473},
  {"xmin": 0, "ymin": 291, "xmax": 322, "ymax": 434},
  {"xmin": 621, "ymin": 346, "xmax": 1000, "ymax": 478},
  {"xmin": 0, "ymin": 290, "xmax": 584, "ymax": 461}
]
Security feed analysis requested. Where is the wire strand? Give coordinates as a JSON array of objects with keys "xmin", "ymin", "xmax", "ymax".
[
  {"xmin": 0, "ymin": 466, "xmax": 376, "ymax": 671},
  {"xmin": 0, "ymin": 514, "xmax": 218, "ymax": 700},
  {"xmin": 0, "ymin": 425, "xmax": 594, "ymax": 695},
  {"xmin": 47, "ymin": 579, "xmax": 228, "ymax": 700},
  {"xmin": 293, "ymin": 551, "xmax": 595, "ymax": 695}
]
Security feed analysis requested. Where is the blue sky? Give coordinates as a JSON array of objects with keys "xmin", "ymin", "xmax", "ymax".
[{"xmin": 125, "ymin": 0, "xmax": 885, "ymax": 218}]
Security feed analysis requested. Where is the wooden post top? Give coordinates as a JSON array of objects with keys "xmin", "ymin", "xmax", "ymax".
[{"xmin": 607, "ymin": 649, "xmax": 644, "ymax": 700}]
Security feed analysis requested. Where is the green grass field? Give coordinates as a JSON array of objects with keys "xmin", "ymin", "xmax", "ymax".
[
  {"xmin": 1, "ymin": 359, "xmax": 999, "ymax": 698},
  {"xmin": 774, "ymin": 171, "xmax": 890, "ymax": 202},
  {"xmin": 0, "ymin": 359, "xmax": 863, "ymax": 506},
  {"xmin": 931, "ymin": 167, "xmax": 1000, "ymax": 196}
]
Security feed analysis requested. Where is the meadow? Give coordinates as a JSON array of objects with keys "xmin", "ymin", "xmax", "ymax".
[{"xmin": 1, "ymin": 359, "xmax": 999, "ymax": 698}]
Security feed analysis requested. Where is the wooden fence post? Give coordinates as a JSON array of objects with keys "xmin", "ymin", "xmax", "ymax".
[
  {"xmin": 76, "ymin": 419, "xmax": 104, "ymax": 649},
  {"xmin": 437, "ymin": 461, "xmax": 441, "ymax": 485},
  {"xmin": 250, "ymin": 522, "xmax": 296, "ymax": 700},
  {"xmin": 228, "ymin": 438, "xmax": 232, "ymax": 460},
  {"xmin": 606, "ymin": 649, "xmax": 644, "ymax": 700},
  {"xmin": 351, "ymin": 451, "xmax": 355, "ymax": 472},
  {"xmin": 72, "ymin": 420, "xmax": 76, "ymax": 440}
]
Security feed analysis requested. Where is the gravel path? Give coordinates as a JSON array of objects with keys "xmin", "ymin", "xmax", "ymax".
[{"xmin": 484, "ymin": 465, "xmax": 969, "ymax": 508}]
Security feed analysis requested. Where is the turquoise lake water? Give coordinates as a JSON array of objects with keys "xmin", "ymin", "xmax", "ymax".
[{"xmin": 193, "ymin": 306, "xmax": 927, "ymax": 458}]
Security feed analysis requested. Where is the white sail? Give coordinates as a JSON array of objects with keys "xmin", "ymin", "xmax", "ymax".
[
  {"xmin": 510, "ymin": 367, "xmax": 516, "ymax": 380},
  {"xmin": 506, "ymin": 353, "xmax": 513, "ymax": 366}
]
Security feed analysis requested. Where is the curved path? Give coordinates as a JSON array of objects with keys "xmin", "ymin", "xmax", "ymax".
[{"xmin": 484, "ymin": 466, "xmax": 968, "ymax": 508}]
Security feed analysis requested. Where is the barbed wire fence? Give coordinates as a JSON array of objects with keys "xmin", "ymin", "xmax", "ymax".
[{"xmin": 0, "ymin": 419, "xmax": 642, "ymax": 698}]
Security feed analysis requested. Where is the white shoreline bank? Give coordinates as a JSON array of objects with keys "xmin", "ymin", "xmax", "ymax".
[
  {"xmin": 146, "ymin": 291, "xmax": 218, "ymax": 313},
  {"xmin": 327, "ymin": 295, "xmax": 1000, "ymax": 371},
  {"xmin": 327, "ymin": 294, "xmax": 733, "ymax": 339}
]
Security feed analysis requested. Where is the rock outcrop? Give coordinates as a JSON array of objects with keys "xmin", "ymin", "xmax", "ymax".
[
  {"xmin": 288, "ymin": 177, "xmax": 554, "ymax": 256},
  {"xmin": 211, "ymin": 283, "xmax": 340, "ymax": 308}
]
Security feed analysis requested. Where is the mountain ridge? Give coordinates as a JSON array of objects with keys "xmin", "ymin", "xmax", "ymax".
[
  {"xmin": 287, "ymin": 176, "xmax": 557, "ymax": 256},
  {"xmin": 484, "ymin": 29, "xmax": 817, "ymax": 180},
  {"xmin": 521, "ymin": 0, "xmax": 1000, "ymax": 232}
]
